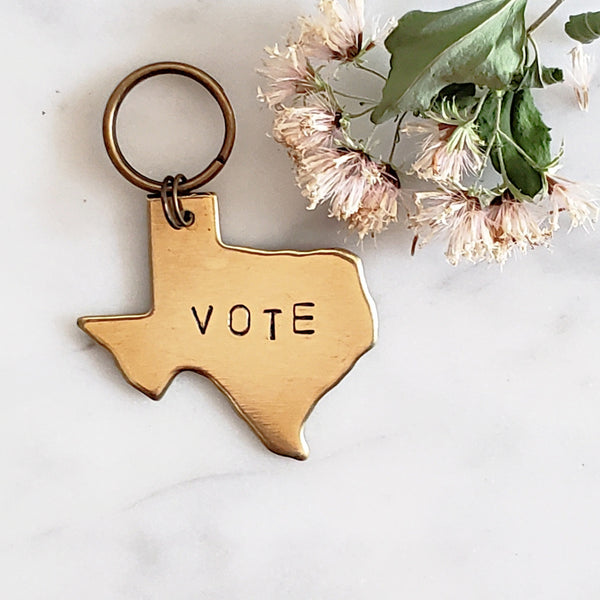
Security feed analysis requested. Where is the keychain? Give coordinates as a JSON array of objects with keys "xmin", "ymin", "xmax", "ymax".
[{"xmin": 78, "ymin": 62, "xmax": 376, "ymax": 460}]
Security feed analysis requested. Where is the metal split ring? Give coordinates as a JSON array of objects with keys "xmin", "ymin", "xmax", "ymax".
[
  {"xmin": 103, "ymin": 62, "xmax": 236, "ymax": 194},
  {"xmin": 161, "ymin": 174, "xmax": 195, "ymax": 229}
]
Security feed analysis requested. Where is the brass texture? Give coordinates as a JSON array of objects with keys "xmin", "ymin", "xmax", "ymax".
[
  {"xmin": 103, "ymin": 62, "xmax": 236, "ymax": 193},
  {"xmin": 78, "ymin": 195, "xmax": 377, "ymax": 459}
]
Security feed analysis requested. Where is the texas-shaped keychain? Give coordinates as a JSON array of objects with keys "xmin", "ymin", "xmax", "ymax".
[{"xmin": 78, "ymin": 62, "xmax": 376, "ymax": 459}]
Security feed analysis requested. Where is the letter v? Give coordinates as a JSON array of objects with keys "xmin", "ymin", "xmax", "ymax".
[{"xmin": 191, "ymin": 305, "xmax": 214, "ymax": 334}]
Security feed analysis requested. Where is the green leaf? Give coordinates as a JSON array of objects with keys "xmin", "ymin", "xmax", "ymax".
[
  {"xmin": 437, "ymin": 83, "xmax": 478, "ymax": 102},
  {"xmin": 476, "ymin": 90, "xmax": 551, "ymax": 198},
  {"xmin": 518, "ymin": 39, "xmax": 563, "ymax": 89},
  {"xmin": 520, "ymin": 60, "xmax": 563, "ymax": 89},
  {"xmin": 371, "ymin": 0, "xmax": 527, "ymax": 123},
  {"xmin": 565, "ymin": 11, "xmax": 600, "ymax": 44},
  {"xmin": 429, "ymin": 83, "xmax": 479, "ymax": 113},
  {"xmin": 476, "ymin": 93, "xmax": 501, "ymax": 145},
  {"xmin": 541, "ymin": 66, "xmax": 564, "ymax": 85}
]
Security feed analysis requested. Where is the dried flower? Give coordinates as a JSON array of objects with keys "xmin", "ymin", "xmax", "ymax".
[
  {"xmin": 486, "ymin": 196, "xmax": 551, "ymax": 262},
  {"xmin": 546, "ymin": 176, "xmax": 600, "ymax": 231},
  {"xmin": 410, "ymin": 187, "xmax": 497, "ymax": 264},
  {"xmin": 257, "ymin": 0, "xmax": 600, "ymax": 261},
  {"xmin": 347, "ymin": 167, "xmax": 399, "ymax": 238},
  {"xmin": 568, "ymin": 43, "xmax": 593, "ymax": 111},
  {"xmin": 296, "ymin": 148, "xmax": 399, "ymax": 236},
  {"xmin": 404, "ymin": 120, "xmax": 484, "ymax": 183},
  {"xmin": 409, "ymin": 188, "xmax": 551, "ymax": 265},
  {"xmin": 258, "ymin": 44, "xmax": 319, "ymax": 108},
  {"xmin": 298, "ymin": 0, "xmax": 367, "ymax": 62},
  {"xmin": 271, "ymin": 95, "xmax": 342, "ymax": 159}
]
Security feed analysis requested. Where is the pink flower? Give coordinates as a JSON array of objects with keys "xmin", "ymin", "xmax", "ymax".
[
  {"xmin": 271, "ymin": 95, "xmax": 342, "ymax": 159},
  {"xmin": 546, "ymin": 176, "xmax": 600, "ymax": 231},
  {"xmin": 347, "ymin": 167, "xmax": 399, "ymax": 239},
  {"xmin": 296, "ymin": 148, "xmax": 399, "ymax": 236},
  {"xmin": 486, "ymin": 197, "xmax": 550, "ymax": 263},
  {"xmin": 409, "ymin": 188, "xmax": 550, "ymax": 265},
  {"xmin": 258, "ymin": 44, "xmax": 320, "ymax": 108},
  {"xmin": 405, "ymin": 120, "xmax": 484, "ymax": 183},
  {"xmin": 410, "ymin": 187, "xmax": 496, "ymax": 265},
  {"xmin": 298, "ymin": 0, "xmax": 367, "ymax": 62}
]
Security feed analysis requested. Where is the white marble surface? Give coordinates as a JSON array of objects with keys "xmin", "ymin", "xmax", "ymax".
[{"xmin": 3, "ymin": 0, "xmax": 600, "ymax": 597}]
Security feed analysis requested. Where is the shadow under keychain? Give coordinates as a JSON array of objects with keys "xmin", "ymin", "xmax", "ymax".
[{"xmin": 78, "ymin": 62, "xmax": 376, "ymax": 460}]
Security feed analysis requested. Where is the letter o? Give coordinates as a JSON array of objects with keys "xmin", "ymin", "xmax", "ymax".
[{"xmin": 229, "ymin": 304, "xmax": 251, "ymax": 336}]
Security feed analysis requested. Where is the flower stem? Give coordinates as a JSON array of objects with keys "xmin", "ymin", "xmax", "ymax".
[
  {"xmin": 497, "ymin": 130, "xmax": 545, "ymax": 170},
  {"xmin": 355, "ymin": 63, "xmax": 387, "ymax": 81},
  {"xmin": 388, "ymin": 112, "xmax": 407, "ymax": 163},
  {"xmin": 332, "ymin": 88, "xmax": 377, "ymax": 103},
  {"xmin": 527, "ymin": 0, "xmax": 567, "ymax": 34},
  {"xmin": 470, "ymin": 91, "xmax": 490, "ymax": 123},
  {"xmin": 478, "ymin": 91, "xmax": 503, "ymax": 182},
  {"xmin": 347, "ymin": 106, "xmax": 375, "ymax": 119}
]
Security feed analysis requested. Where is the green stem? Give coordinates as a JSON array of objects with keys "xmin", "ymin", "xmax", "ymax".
[
  {"xmin": 332, "ymin": 88, "xmax": 377, "ymax": 103},
  {"xmin": 470, "ymin": 91, "xmax": 491, "ymax": 123},
  {"xmin": 347, "ymin": 106, "xmax": 375, "ymax": 119},
  {"xmin": 490, "ymin": 93, "xmax": 504, "ymax": 179},
  {"xmin": 388, "ymin": 112, "xmax": 407, "ymax": 163},
  {"xmin": 477, "ymin": 91, "xmax": 503, "ymax": 182},
  {"xmin": 527, "ymin": 0, "xmax": 567, "ymax": 34},
  {"xmin": 496, "ymin": 146, "xmax": 528, "ymax": 202},
  {"xmin": 527, "ymin": 36, "xmax": 544, "ymax": 81},
  {"xmin": 355, "ymin": 63, "xmax": 387, "ymax": 81},
  {"xmin": 489, "ymin": 93, "xmax": 504, "ymax": 163},
  {"xmin": 497, "ymin": 130, "xmax": 546, "ymax": 170},
  {"xmin": 320, "ymin": 87, "xmax": 339, "ymax": 112}
]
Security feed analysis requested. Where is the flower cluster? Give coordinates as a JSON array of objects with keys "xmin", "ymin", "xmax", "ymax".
[
  {"xmin": 409, "ymin": 183, "xmax": 599, "ymax": 266},
  {"xmin": 258, "ymin": 0, "xmax": 399, "ymax": 239},
  {"xmin": 403, "ymin": 100, "xmax": 599, "ymax": 265},
  {"xmin": 259, "ymin": 0, "xmax": 599, "ymax": 264}
]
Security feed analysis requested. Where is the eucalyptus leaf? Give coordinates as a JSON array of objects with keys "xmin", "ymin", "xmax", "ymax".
[
  {"xmin": 565, "ymin": 11, "xmax": 600, "ymax": 44},
  {"xmin": 476, "ymin": 90, "xmax": 551, "ymax": 198},
  {"xmin": 371, "ymin": 0, "xmax": 527, "ymax": 123}
]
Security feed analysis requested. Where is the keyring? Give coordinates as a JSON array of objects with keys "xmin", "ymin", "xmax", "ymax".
[
  {"xmin": 103, "ymin": 62, "xmax": 236, "ymax": 193},
  {"xmin": 80, "ymin": 59, "xmax": 377, "ymax": 460}
]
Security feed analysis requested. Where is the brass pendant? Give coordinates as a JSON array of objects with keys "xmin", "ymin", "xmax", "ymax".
[{"xmin": 78, "ymin": 63, "xmax": 377, "ymax": 459}]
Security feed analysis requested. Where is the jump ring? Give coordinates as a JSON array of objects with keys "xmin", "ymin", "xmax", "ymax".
[
  {"xmin": 103, "ymin": 62, "xmax": 236, "ymax": 193},
  {"xmin": 161, "ymin": 176, "xmax": 183, "ymax": 229},
  {"xmin": 172, "ymin": 174, "xmax": 195, "ymax": 227}
]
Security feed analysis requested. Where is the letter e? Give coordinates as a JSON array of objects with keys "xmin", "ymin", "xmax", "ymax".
[{"xmin": 293, "ymin": 302, "xmax": 315, "ymax": 335}]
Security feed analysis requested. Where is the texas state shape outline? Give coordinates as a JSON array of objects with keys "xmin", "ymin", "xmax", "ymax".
[{"xmin": 78, "ymin": 194, "xmax": 377, "ymax": 460}]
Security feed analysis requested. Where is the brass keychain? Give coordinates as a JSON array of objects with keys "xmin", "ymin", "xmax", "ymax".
[{"xmin": 78, "ymin": 62, "xmax": 377, "ymax": 460}]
